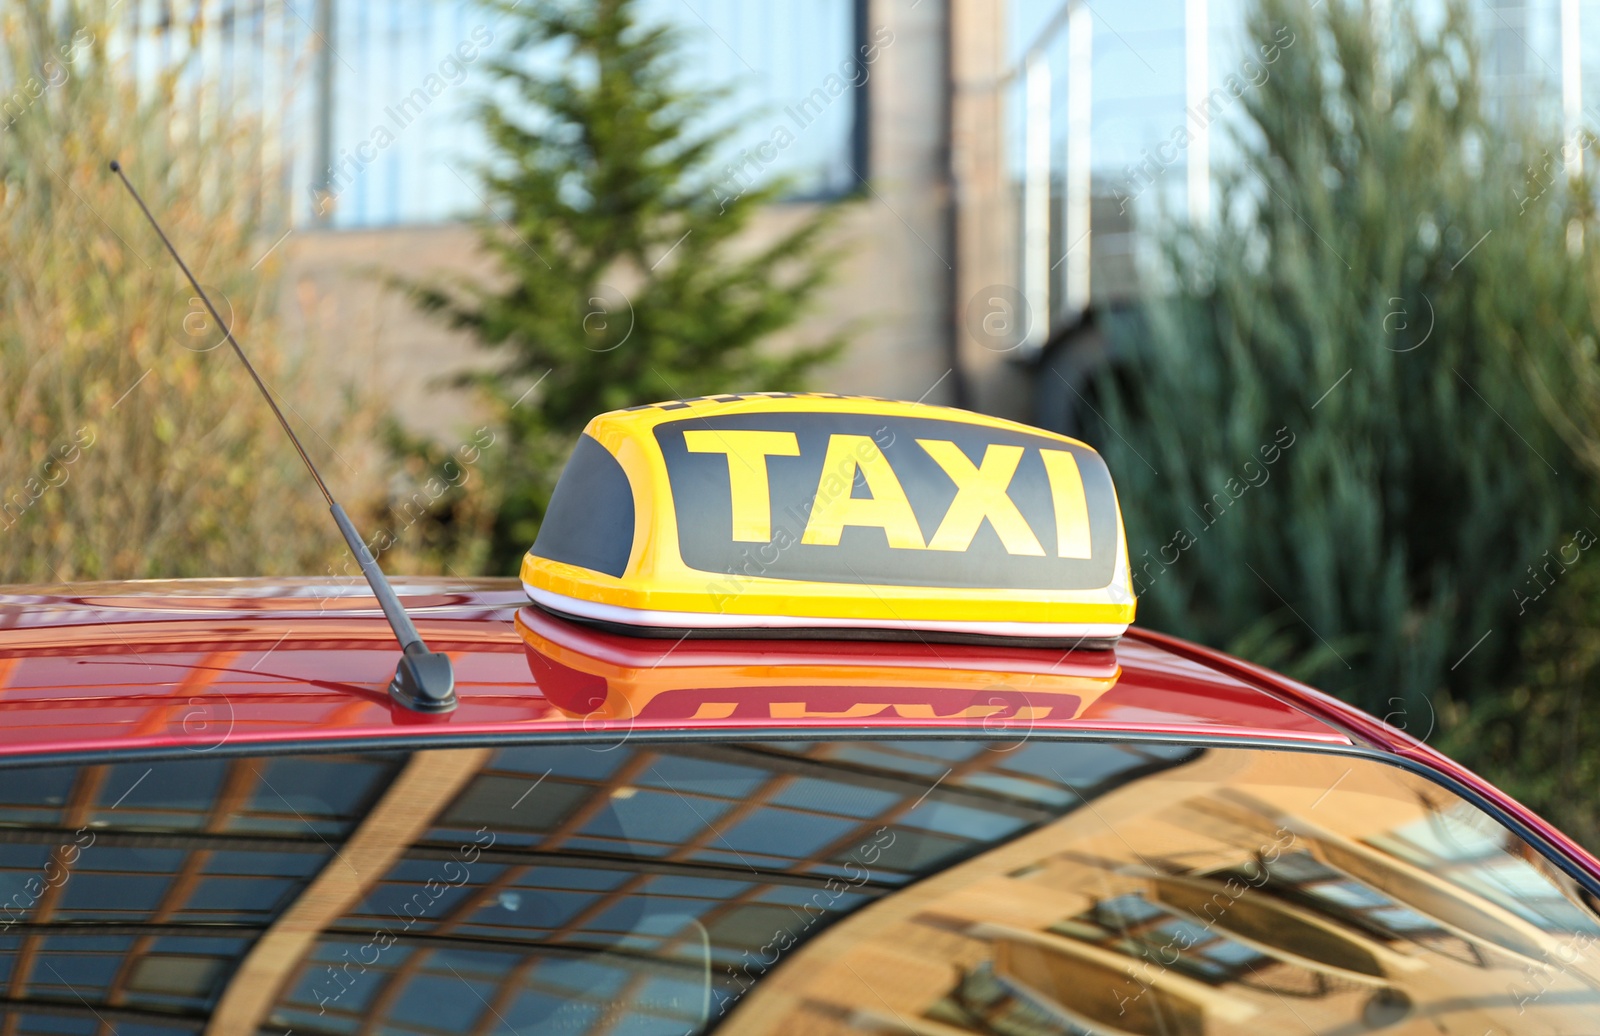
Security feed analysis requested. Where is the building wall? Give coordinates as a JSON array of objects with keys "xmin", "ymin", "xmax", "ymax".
[
  {"xmin": 279, "ymin": 223, "xmax": 497, "ymax": 443},
  {"xmin": 950, "ymin": 0, "xmax": 1032, "ymax": 418},
  {"xmin": 154, "ymin": 0, "xmax": 1600, "ymax": 443}
]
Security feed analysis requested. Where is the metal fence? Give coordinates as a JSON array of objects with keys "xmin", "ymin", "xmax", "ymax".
[{"xmin": 113, "ymin": 0, "xmax": 860, "ymax": 229}]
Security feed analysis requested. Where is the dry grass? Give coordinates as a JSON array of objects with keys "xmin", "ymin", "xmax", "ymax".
[{"xmin": 0, "ymin": 0, "xmax": 381, "ymax": 582}]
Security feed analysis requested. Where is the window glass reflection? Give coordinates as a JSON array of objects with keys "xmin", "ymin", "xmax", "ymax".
[{"xmin": 0, "ymin": 740, "xmax": 1589, "ymax": 1035}]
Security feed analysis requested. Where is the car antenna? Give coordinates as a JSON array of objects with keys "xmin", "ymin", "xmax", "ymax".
[{"xmin": 108, "ymin": 159, "xmax": 457, "ymax": 714}]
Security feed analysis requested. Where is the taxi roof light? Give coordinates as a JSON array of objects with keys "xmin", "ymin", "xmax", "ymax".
[{"xmin": 522, "ymin": 394, "xmax": 1135, "ymax": 645}]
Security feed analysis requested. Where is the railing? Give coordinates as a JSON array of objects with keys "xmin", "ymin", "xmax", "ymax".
[{"xmin": 111, "ymin": 0, "xmax": 861, "ymax": 229}]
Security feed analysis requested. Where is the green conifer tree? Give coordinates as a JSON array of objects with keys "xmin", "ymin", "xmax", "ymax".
[{"xmin": 405, "ymin": 0, "xmax": 847, "ymax": 572}]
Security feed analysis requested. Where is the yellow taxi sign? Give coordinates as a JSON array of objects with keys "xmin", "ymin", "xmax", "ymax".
[{"xmin": 521, "ymin": 394, "xmax": 1135, "ymax": 644}]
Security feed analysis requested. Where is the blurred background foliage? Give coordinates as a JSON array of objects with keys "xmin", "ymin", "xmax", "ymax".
[
  {"xmin": 1434, "ymin": 559, "xmax": 1600, "ymax": 851},
  {"xmin": 0, "ymin": 0, "xmax": 367, "ymax": 582},
  {"xmin": 8, "ymin": 0, "xmax": 1600, "ymax": 843},
  {"xmin": 1083, "ymin": 0, "xmax": 1600, "ymax": 836}
]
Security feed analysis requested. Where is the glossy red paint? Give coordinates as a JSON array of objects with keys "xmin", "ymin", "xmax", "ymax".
[
  {"xmin": 0, "ymin": 577, "xmax": 1594, "ymax": 880},
  {"xmin": 1132, "ymin": 626, "xmax": 1600, "ymax": 883},
  {"xmin": 0, "ymin": 577, "xmax": 1344, "ymax": 752}
]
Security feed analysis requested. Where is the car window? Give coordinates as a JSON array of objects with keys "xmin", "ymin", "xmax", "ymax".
[{"xmin": 0, "ymin": 739, "xmax": 1592, "ymax": 1035}]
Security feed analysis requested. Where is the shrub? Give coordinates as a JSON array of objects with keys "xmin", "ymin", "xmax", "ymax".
[
  {"xmin": 0, "ymin": 0, "xmax": 358, "ymax": 581},
  {"xmin": 1076, "ymin": 0, "xmax": 1593, "ymax": 714},
  {"xmin": 1435, "ymin": 550, "xmax": 1600, "ymax": 853}
]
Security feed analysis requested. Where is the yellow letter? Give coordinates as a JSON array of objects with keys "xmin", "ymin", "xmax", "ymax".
[
  {"xmin": 1040, "ymin": 448, "xmax": 1092, "ymax": 558},
  {"xmin": 918, "ymin": 440, "xmax": 1044, "ymax": 555},
  {"xmin": 684, "ymin": 429, "xmax": 800, "ymax": 541},
  {"xmin": 801, "ymin": 435, "xmax": 926, "ymax": 548}
]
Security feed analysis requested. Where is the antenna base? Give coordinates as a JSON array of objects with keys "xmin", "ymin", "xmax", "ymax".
[{"xmin": 389, "ymin": 642, "xmax": 458, "ymax": 713}]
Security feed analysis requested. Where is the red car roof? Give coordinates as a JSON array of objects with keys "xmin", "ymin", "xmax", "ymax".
[
  {"xmin": 2, "ymin": 576, "xmax": 1596, "ymax": 882},
  {"xmin": 0, "ymin": 577, "xmax": 1352, "ymax": 754}
]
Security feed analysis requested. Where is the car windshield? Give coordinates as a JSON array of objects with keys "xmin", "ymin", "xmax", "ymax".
[{"xmin": 0, "ymin": 737, "xmax": 1593, "ymax": 1035}]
